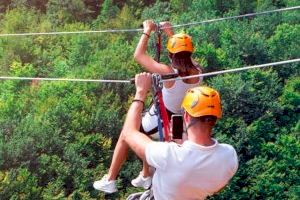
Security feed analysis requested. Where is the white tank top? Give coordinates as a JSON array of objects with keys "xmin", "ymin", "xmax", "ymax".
[{"xmin": 162, "ymin": 75, "xmax": 201, "ymax": 114}]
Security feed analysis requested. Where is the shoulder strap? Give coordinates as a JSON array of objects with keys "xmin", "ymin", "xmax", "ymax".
[{"xmin": 126, "ymin": 189, "xmax": 155, "ymax": 200}]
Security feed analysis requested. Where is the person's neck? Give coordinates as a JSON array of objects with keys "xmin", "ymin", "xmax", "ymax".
[{"xmin": 187, "ymin": 126, "xmax": 214, "ymax": 146}]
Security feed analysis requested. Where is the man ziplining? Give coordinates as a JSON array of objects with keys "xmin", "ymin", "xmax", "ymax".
[{"xmin": 96, "ymin": 72, "xmax": 238, "ymax": 199}]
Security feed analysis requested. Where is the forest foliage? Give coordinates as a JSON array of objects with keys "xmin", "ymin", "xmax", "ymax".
[{"xmin": 0, "ymin": 0, "xmax": 299, "ymax": 199}]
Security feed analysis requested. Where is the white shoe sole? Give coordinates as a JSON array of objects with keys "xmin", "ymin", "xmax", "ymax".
[
  {"xmin": 93, "ymin": 183, "xmax": 117, "ymax": 193},
  {"xmin": 131, "ymin": 181, "xmax": 151, "ymax": 189}
]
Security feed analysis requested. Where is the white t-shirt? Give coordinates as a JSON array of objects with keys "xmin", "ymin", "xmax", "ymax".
[{"xmin": 145, "ymin": 139, "xmax": 238, "ymax": 200}]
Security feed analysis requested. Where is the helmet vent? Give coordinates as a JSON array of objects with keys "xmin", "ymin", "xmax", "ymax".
[
  {"xmin": 200, "ymin": 91, "xmax": 209, "ymax": 97},
  {"xmin": 171, "ymin": 41, "xmax": 176, "ymax": 48},
  {"xmin": 191, "ymin": 97, "xmax": 199, "ymax": 108}
]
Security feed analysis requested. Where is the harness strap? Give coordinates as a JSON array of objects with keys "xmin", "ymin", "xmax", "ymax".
[
  {"xmin": 151, "ymin": 23, "xmax": 171, "ymax": 142},
  {"xmin": 155, "ymin": 23, "xmax": 161, "ymax": 62},
  {"xmin": 151, "ymin": 74, "xmax": 170, "ymax": 141},
  {"xmin": 152, "ymin": 74, "xmax": 164, "ymax": 141},
  {"xmin": 126, "ymin": 189, "xmax": 154, "ymax": 200},
  {"xmin": 155, "ymin": 97, "xmax": 164, "ymax": 141},
  {"xmin": 157, "ymin": 92, "xmax": 170, "ymax": 141}
]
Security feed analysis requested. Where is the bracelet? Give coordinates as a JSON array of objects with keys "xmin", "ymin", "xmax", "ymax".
[
  {"xmin": 132, "ymin": 99, "xmax": 144, "ymax": 107},
  {"xmin": 142, "ymin": 33, "xmax": 150, "ymax": 38}
]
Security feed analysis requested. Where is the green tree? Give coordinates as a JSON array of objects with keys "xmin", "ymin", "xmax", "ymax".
[
  {"xmin": 46, "ymin": 0, "xmax": 92, "ymax": 25},
  {"xmin": 268, "ymin": 23, "xmax": 300, "ymax": 79},
  {"xmin": 209, "ymin": 69, "xmax": 282, "ymax": 123},
  {"xmin": 240, "ymin": 134, "xmax": 300, "ymax": 199},
  {"xmin": 93, "ymin": 0, "xmax": 119, "ymax": 26},
  {"xmin": 0, "ymin": 168, "xmax": 42, "ymax": 199},
  {"xmin": 0, "ymin": 1, "xmax": 299, "ymax": 199}
]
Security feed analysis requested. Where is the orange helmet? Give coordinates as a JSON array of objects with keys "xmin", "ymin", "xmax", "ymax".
[
  {"xmin": 167, "ymin": 33, "xmax": 194, "ymax": 54},
  {"xmin": 181, "ymin": 86, "xmax": 222, "ymax": 118}
]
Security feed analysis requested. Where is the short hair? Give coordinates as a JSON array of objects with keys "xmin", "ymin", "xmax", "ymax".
[{"xmin": 190, "ymin": 115, "xmax": 217, "ymax": 126}]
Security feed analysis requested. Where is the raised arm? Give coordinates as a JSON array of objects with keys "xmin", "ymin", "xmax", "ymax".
[
  {"xmin": 122, "ymin": 73, "xmax": 154, "ymax": 159},
  {"xmin": 134, "ymin": 20, "xmax": 173, "ymax": 75}
]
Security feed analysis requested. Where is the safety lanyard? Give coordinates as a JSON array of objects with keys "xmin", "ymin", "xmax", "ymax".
[
  {"xmin": 151, "ymin": 74, "xmax": 170, "ymax": 142},
  {"xmin": 155, "ymin": 27, "xmax": 161, "ymax": 62},
  {"xmin": 157, "ymin": 91, "xmax": 170, "ymax": 142},
  {"xmin": 151, "ymin": 24, "xmax": 170, "ymax": 141},
  {"xmin": 153, "ymin": 23, "xmax": 172, "ymax": 141},
  {"xmin": 152, "ymin": 74, "xmax": 164, "ymax": 141}
]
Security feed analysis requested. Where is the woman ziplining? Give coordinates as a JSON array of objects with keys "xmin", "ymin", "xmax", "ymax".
[{"xmin": 93, "ymin": 19, "xmax": 203, "ymax": 193}]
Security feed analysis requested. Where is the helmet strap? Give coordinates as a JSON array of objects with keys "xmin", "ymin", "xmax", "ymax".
[
  {"xmin": 185, "ymin": 119, "xmax": 198, "ymax": 133},
  {"xmin": 183, "ymin": 113, "xmax": 197, "ymax": 134}
]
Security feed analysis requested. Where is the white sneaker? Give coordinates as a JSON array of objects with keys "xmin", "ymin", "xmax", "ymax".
[
  {"xmin": 93, "ymin": 174, "xmax": 117, "ymax": 193},
  {"xmin": 131, "ymin": 173, "xmax": 152, "ymax": 189}
]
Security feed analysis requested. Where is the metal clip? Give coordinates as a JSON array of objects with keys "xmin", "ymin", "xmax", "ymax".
[
  {"xmin": 155, "ymin": 22, "xmax": 162, "ymax": 34},
  {"xmin": 151, "ymin": 73, "xmax": 162, "ymax": 95}
]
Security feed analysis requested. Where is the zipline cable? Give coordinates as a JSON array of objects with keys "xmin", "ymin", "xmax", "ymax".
[
  {"xmin": 161, "ymin": 58, "xmax": 300, "ymax": 82},
  {"xmin": 0, "ymin": 6, "xmax": 299, "ymax": 37},
  {"xmin": 0, "ymin": 58, "xmax": 299, "ymax": 83},
  {"xmin": 0, "ymin": 76, "xmax": 130, "ymax": 83},
  {"xmin": 172, "ymin": 5, "xmax": 300, "ymax": 28}
]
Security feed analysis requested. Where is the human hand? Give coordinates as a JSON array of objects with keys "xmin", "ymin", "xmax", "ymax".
[
  {"xmin": 143, "ymin": 20, "xmax": 156, "ymax": 34},
  {"xmin": 134, "ymin": 72, "xmax": 152, "ymax": 101},
  {"xmin": 160, "ymin": 21, "xmax": 173, "ymax": 36}
]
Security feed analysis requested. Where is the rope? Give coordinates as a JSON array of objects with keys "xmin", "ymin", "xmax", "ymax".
[
  {"xmin": 0, "ymin": 58, "xmax": 299, "ymax": 83},
  {"xmin": 0, "ymin": 76, "xmax": 130, "ymax": 83},
  {"xmin": 157, "ymin": 91, "xmax": 170, "ymax": 142},
  {"xmin": 161, "ymin": 58, "xmax": 300, "ymax": 82},
  {"xmin": 0, "ymin": 29, "xmax": 143, "ymax": 37},
  {"xmin": 171, "ymin": 6, "xmax": 300, "ymax": 28},
  {"xmin": 0, "ymin": 6, "xmax": 299, "ymax": 37}
]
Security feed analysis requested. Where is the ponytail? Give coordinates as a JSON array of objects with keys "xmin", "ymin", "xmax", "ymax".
[{"xmin": 169, "ymin": 51, "xmax": 199, "ymax": 76}]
